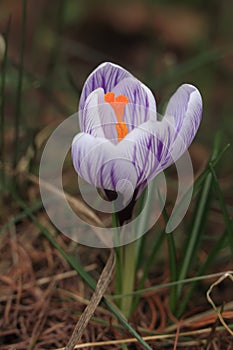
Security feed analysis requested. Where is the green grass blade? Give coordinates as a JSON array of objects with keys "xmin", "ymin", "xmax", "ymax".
[
  {"xmin": 177, "ymin": 227, "xmax": 228, "ymax": 317},
  {"xmin": 192, "ymin": 142, "xmax": 230, "ymax": 195},
  {"xmin": 134, "ymin": 190, "xmax": 148, "ymax": 271},
  {"xmin": 46, "ymin": 0, "xmax": 67, "ymax": 83},
  {"xmin": 165, "ymin": 142, "xmax": 230, "ymax": 236},
  {"xmin": 0, "ymin": 200, "xmax": 43, "ymax": 236},
  {"xmin": 13, "ymin": 0, "xmax": 27, "ymax": 169},
  {"xmin": 162, "ymin": 205, "xmax": 177, "ymax": 312},
  {"xmin": 132, "ymin": 227, "xmax": 165, "ymax": 312},
  {"xmin": 177, "ymin": 175, "xmax": 212, "ymax": 293},
  {"xmin": 112, "ymin": 211, "xmax": 122, "ymax": 300},
  {"xmin": 0, "ymin": 18, "xmax": 11, "ymax": 188},
  {"xmin": 167, "ymin": 231, "xmax": 177, "ymax": 311},
  {"xmin": 110, "ymin": 271, "xmax": 228, "ymax": 299},
  {"xmin": 176, "ymin": 133, "xmax": 222, "ymax": 302},
  {"xmin": 209, "ymin": 163, "xmax": 233, "ymax": 257}
]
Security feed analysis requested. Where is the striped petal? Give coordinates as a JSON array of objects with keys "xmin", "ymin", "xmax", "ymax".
[
  {"xmin": 79, "ymin": 62, "xmax": 133, "ymax": 111},
  {"xmin": 81, "ymin": 88, "xmax": 118, "ymax": 142},
  {"xmin": 163, "ymin": 84, "xmax": 202, "ymax": 167},
  {"xmin": 112, "ymin": 77, "xmax": 157, "ymax": 132},
  {"xmin": 72, "ymin": 133, "xmax": 138, "ymax": 200},
  {"xmin": 119, "ymin": 118, "xmax": 175, "ymax": 187},
  {"xmin": 117, "ymin": 82, "xmax": 202, "ymax": 188}
]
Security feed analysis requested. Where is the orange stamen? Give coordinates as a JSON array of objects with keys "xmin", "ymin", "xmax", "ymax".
[
  {"xmin": 115, "ymin": 95, "xmax": 129, "ymax": 103},
  {"xmin": 104, "ymin": 92, "xmax": 115, "ymax": 103},
  {"xmin": 104, "ymin": 91, "xmax": 129, "ymax": 142},
  {"xmin": 115, "ymin": 122, "xmax": 129, "ymax": 141}
]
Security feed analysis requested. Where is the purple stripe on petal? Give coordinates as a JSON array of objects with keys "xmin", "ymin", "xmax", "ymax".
[
  {"xmin": 72, "ymin": 133, "xmax": 138, "ymax": 199},
  {"xmin": 165, "ymin": 84, "xmax": 201, "ymax": 135},
  {"xmin": 110, "ymin": 167, "xmax": 116, "ymax": 189},
  {"xmin": 111, "ymin": 78, "xmax": 157, "ymax": 132},
  {"xmin": 80, "ymin": 88, "xmax": 118, "ymax": 142},
  {"xmin": 117, "ymin": 121, "xmax": 159, "ymax": 186},
  {"xmin": 79, "ymin": 62, "xmax": 132, "ymax": 111},
  {"xmin": 132, "ymin": 144, "xmax": 137, "ymax": 166},
  {"xmin": 157, "ymin": 139, "xmax": 163, "ymax": 162},
  {"xmin": 117, "ymin": 106, "xmax": 200, "ymax": 190},
  {"xmin": 137, "ymin": 135, "xmax": 153, "ymax": 184},
  {"xmin": 81, "ymin": 88, "xmax": 105, "ymax": 136},
  {"xmin": 113, "ymin": 77, "xmax": 156, "ymax": 115},
  {"xmin": 99, "ymin": 164, "xmax": 104, "ymax": 189},
  {"xmin": 164, "ymin": 84, "xmax": 202, "ymax": 166}
]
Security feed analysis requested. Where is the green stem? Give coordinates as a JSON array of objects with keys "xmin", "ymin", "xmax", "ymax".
[
  {"xmin": 120, "ymin": 240, "xmax": 137, "ymax": 319},
  {"xmin": 132, "ymin": 227, "xmax": 165, "ymax": 312}
]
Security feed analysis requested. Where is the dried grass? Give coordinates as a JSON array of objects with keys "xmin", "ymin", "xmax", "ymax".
[{"xmin": 0, "ymin": 218, "xmax": 232, "ymax": 349}]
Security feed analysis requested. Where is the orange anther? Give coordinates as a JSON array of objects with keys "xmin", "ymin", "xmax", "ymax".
[
  {"xmin": 115, "ymin": 95, "xmax": 129, "ymax": 104},
  {"xmin": 104, "ymin": 92, "xmax": 115, "ymax": 103}
]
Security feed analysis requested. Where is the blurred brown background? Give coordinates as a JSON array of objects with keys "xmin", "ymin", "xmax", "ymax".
[{"xmin": 0, "ymin": 0, "xmax": 233, "ymax": 149}]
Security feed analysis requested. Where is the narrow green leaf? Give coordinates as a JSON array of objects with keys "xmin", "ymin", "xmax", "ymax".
[
  {"xmin": 176, "ymin": 133, "xmax": 222, "ymax": 302},
  {"xmin": 0, "ymin": 17, "xmax": 11, "ymax": 188},
  {"xmin": 164, "ymin": 142, "xmax": 230, "ymax": 236},
  {"xmin": 14, "ymin": 0, "xmax": 27, "ymax": 168},
  {"xmin": 133, "ymin": 189, "xmax": 148, "ymax": 271},
  {"xmin": 177, "ymin": 227, "xmax": 228, "ymax": 317},
  {"xmin": 0, "ymin": 200, "xmax": 43, "ymax": 236},
  {"xmin": 162, "ymin": 205, "xmax": 177, "ymax": 312},
  {"xmin": 132, "ymin": 227, "xmax": 165, "ymax": 312},
  {"xmin": 111, "ymin": 271, "xmax": 228, "ymax": 299},
  {"xmin": 209, "ymin": 163, "xmax": 233, "ymax": 257},
  {"xmin": 192, "ymin": 142, "xmax": 230, "ymax": 195}
]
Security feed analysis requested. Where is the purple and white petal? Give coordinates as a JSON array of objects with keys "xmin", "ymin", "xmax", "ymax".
[
  {"xmin": 80, "ymin": 88, "xmax": 105, "ymax": 138},
  {"xmin": 121, "ymin": 83, "xmax": 202, "ymax": 183},
  {"xmin": 72, "ymin": 133, "xmax": 138, "ymax": 200},
  {"xmin": 81, "ymin": 88, "xmax": 118, "ymax": 142},
  {"xmin": 164, "ymin": 84, "xmax": 202, "ymax": 166},
  {"xmin": 112, "ymin": 77, "xmax": 157, "ymax": 132},
  {"xmin": 79, "ymin": 62, "xmax": 133, "ymax": 111},
  {"xmin": 113, "ymin": 77, "xmax": 156, "ymax": 112},
  {"xmin": 117, "ymin": 118, "xmax": 175, "ymax": 187}
]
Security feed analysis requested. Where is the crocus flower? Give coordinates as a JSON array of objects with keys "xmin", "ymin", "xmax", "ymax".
[{"xmin": 72, "ymin": 62, "xmax": 202, "ymax": 206}]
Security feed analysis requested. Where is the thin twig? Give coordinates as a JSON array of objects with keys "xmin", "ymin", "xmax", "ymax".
[
  {"xmin": 206, "ymin": 271, "xmax": 233, "ymax": 336},
  {"xmin": 65, "ymin": 250, "xmax": 116, "ymax": 350},
  {"xmin": 55, "ymin": 324, "xmax": 233, "ymax": 349}
]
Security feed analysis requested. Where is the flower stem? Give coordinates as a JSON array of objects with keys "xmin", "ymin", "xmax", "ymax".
[{"xmin": 119, "ymin": 240, "xmax": 137, "ymax": 319}]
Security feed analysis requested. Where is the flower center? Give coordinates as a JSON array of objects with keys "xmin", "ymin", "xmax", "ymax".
[{"xmin": 104, "ymin": 92, "xmax": 129, "ymax": 141}]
